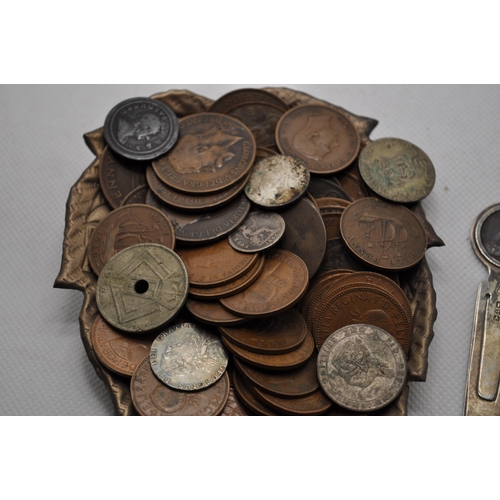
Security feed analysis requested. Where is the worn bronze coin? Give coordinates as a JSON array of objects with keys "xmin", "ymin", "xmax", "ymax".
[
  {"xmin": 96, "ymin": 244, "xmax": 189, "ymax": 333},
  {"xmin": 91, "ymin": 315, "xmax": 154, "ymax": 377},
  {"xmin": 152, "ymin": 113, "xmax": 256, "ymax": 194},
  {"xmin": 150, "ymin": 322, "xmax": 229, "ymax": 391},
  {"xmin": 340, "ymin": 197, "xmax": 427, "ymax": 271},
  {"xmin": 218, "ymin": 308, "xmax": 307, "ymax": 355},
  {"xmin": 104, "ymin": 97, "xmax": 179, "ymax": 162},
  {"xmin": 317, "ymin": 237, "xmax": 371, "ymax": 276},
  {"xmin": 131, "ymin": 356, "xmax": 230, "ymax": 416},
  {"xmin": 121, "ymin": 185, "xmax": 149, "ymax": 206},
  {"xmin": 87, "ymin": 204, "xmax": 176, "ymax": 276},
  {"xmin": 358, "ymin": 138, "xmax": 436, "ymax": 203},
  {"xmin": 232, "ymin": 368, "xmax": 278, "ymax": 416},
  {"xmin": 146, "ymin": 165, "xmax": 247, "ymax": 211},
  {"xmin": 221, "ymin": 330, "xmax": 315, "ymax": 371},
  {"xmin": 186, "ymin": 298, "xmax": 248, "ymax": 326},
  {"xmin": 146, "ymin": 191, "xmax": 250, "ymax": 244},
  {"xmin": 278, "ymin": 197, "xmax": 327, "ymax": 279},
  {"xmin": 319, "ymin": 206, "xmax": 345, "ymax": 240},
  {"xmin": 228, "ymin": 211, "xmax": 285, "ymax": 253},
  {"xmin": 233, "ymin": 353, "xmax": 319, "ymax": 398},
  {"xmin": 220, "ymin": 249, "xmax": 309, "ymax": 318},
  {"xmin": 177, "ymin": 238, "xmax": 259, "ymax": 288},
  {"xmin": 317, "ymin": 197, "xmax": 351, "ymax": 209},
  {"xmin": 317, "ymin": 324, "xmax": 407, "ymax": 412},
  {"xmin": 276, "ymin": 104, "xmax": 360, "ymax": 174},
  {"xmin": 209, "ymin": 88, "xmax": 288, "ymax": 114},
  {"xmin": 221, "ymin": 388, "xmax": 249, "ymax": 416},
  {"xmin": 99, "ymin": 147, "xmax": 148, "ymax": 209},
  {"xmin": 308, "ymin": 177, "xmax": 353, "ymax": 201},
  {"xmin": 245, "ymin": 155, "xmax": 310, "ymax": 208}
]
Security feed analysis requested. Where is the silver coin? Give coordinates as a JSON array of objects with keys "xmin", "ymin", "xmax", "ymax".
[
  {"xmin": 245, "ymin": 155, "xmax": 310, "ymax": 208},
  {"xmin": 150, "ymin": 323, "xmax": 229, "ymax": 391},
  {"xmin": 96, "ymin": 244, "xmax": 189, "ymax": 333},
  {"xmin": 228, "ymin": 211, "xmax": 285, "ymax": 252},
  {"xmin": 317, "ymin": 324, "xmax": 407, "ymax": 412},
  {"xmin": 104, "ymin": 97, "xmax": 179, "ymax": 161}
]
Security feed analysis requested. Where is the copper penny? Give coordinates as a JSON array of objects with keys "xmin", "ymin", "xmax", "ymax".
[
  {"xmin": 340, "ymin": 197, "xmax": 427, "ymax": 271},
  {"xmin": 188, "ymin": 253, "xmax": 265, "ymax": 299},
  {"xmin": 152, "ymin": 113, "xmax": 256, "ymax": 194},
  {"xmin": 146, "ymin": 165, "xmax": 247, "ymax": 211},
  {"xmin": 91, "ymin": 315, "xmax": 154, "ymax": 377},
  {"xmin": 221, "ymin": 329, "xmax": 315, "ymax": 371},
  {"xmin": 220, "ymin": 249, "xmax": 309, "ymax": 318},
  {"xmin": 131, "ymin": 356, "xmax": 230, "ymax": 416},
  {"xmin": 233, "ymin": 353, "xmax": 319, "ymax": 398},
  {"xmin": 185, "ymin": 298, "xmax": 248, "ymax": 327},
  {"xmin": 121, "ymin": 185, "xmax": 149, "ymax": 206},
  {"xmin": 276, "ymin": 104, "xmax": 360, "ymax": 174},
  {"xmin": 218, "ymin": 308, "xmax": 307, "ymax": 355},
  {"xmin": 221, "ymin": 388, "xmax": 249, "ymax": 416},
  {"xmin": 209, "ymin": 88, "xmax": 288, "ymax": 114},
  {"xmin": 232, "ymin": 368, "xmax": 278, "ymax": 416},
  {"xmin": 88, "ymin": 204, "xmax": 176, "ymax": 276},
  {"xmin": 99, "ymin": 147, "xmax": 147, "ymax": 209},
  {"xmin": 146, "ymin": 191, "xmax": 251, "ymax": 244},
  {"xmin": 278, "ymin": 197, "xmax": 327, "ymax": 279},
  {"xmin": 177, "ymin": 238, "xmax": 259, "ymax": 288}
]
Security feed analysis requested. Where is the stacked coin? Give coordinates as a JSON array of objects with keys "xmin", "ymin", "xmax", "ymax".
[{"xmin": 84, "ymin": 89, "xmax": 438, "ymax": 415}]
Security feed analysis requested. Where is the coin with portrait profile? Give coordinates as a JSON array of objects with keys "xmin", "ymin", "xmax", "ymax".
[{"xmin": 317, "ymin": 324, "xmax": 407, "ymax": 412}]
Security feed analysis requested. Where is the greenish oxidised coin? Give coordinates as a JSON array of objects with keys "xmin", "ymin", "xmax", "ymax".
[
  {"xmin": 96, "ymin": 244, "xmax": 189, "ymax": 333},
  {"xmin": 150, "ymin": 323, "xmax": 229, "ymax": 391},
  {"xmin": 358, "ymin": 138, "xmax": 436, "ymax": 203}
]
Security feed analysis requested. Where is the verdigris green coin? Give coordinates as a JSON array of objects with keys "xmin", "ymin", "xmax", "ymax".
[{"xmin": 96, "ymin": 244, "xmax": 189, "ymax": 333}]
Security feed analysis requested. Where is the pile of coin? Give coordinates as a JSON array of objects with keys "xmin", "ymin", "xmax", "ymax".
[{"xmin": 85, "ymin": 88, "xmax": 438, "ymax": 416}]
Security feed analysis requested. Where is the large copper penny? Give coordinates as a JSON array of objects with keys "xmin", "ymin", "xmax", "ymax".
[
  {"xmin": 221, "ymin": 330, "xmax": 315, "ymax": 371},
  {"xmin": 340, "ymin": 197, "xmax": 427, "ymax": 271},
  {"xmin": 177, "ymin": 238, "xmax": 259, "ymax": 288},
  {"xmin": 150, "ymin": 323, "xmax": 229, "ymax": 391},
  {"xmin": 358, "ymin": 138, "xmax": 436, "ymax": 203},
  {"xmin": 218, "ymin": 308, "xmax": 307, "ymax": 355},
  {"xmin": 317, "ymin": 324, "xmax": 407, "ymax": 412},
  {"xmin": 131, "ymin": 356, "xmax": 230, "ymax": 416},
  {"xmin": 232, "ymin": 368, "xmax": 278, "ymax": 416},
  {"xmin": 210, "ymin": 88, "xmax": 288, "ymax": 114},
  {"xmin": 276, "ymin": 104, "xmax": 360, "ymax": 174},
  {"xmin": 96, "ymin": 244, "xmax": 189, "ymax": 333},
  {"xmin": 146, "ymin": 191, "xmax": 250, "ymax": 244},
  {"xmin": 88, "ymin": 204, "xmax": 176, "ymax": 276},
  {"xmin": 99, "ymin": 147, "xmax": 147, "ymax": 209},
  {"xmin": 91, "ymin": 315, "xmax": 154, "ymax": 377},
  {"xmin": 220, "ymin": 249, "xmax": 309, "ymax": 318},
  {"xmin": 185, "ymin": 298, "xmax": 248, "ymax": 327},
  {"xmin": 152, "ymin": 113, "xmax": 256, "ymax": 194},
  {"xmin": 146, "ymin": 166, "xmax": 246, "ymax": 211},
  {"xmin": 233, "ymin": 354, "xmax": 319, "ymax": 398}
]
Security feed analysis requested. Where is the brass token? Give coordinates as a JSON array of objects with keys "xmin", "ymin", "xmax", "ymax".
[
  {"xmin": 218, "ymin": 308, "xmax": 307, "ymax": 355},
  {"xmin": 91, "ymin": 315, "xmax": 154, "ymax": 377},
  {"xmin": 358, "ymin": 138, "xmax": 436, "ymax": 203},
  {"xmin": 150, "ymin": 323, "xmax": 229, "ymax": 391},
  {"xmin": 152, "ymin": 113, "xmax": 256, "ymax": 194},
  {"xmin": 221, "ymin": 330, "xmax": 315, "ymax": 371},
  {"xmin": 96, "ymin": 244, "xmax": 189, "ymax": 333},
  {"xmin": 186, "ymin": 298, "xmax": 248, "ymax": 326},
  {"xmin": 220, "ymin": 249, "xmax": 309, "ymax": 318},
  {"xmin": 276, "ymin": 104, "xmax": 360, "ymax": 174},
  {"xmin": 131, "ymin": 356, "xmax": 230, "ymax": 416},
  {"xmin": 177, "ymin": 238, "xmax": 259, "ymax": 288},
  {"xmin": 317, "ymin": 324, "xmax": 407, "ymax": 412},
  {"xmin": 88, "ymin": 204, "xmax": 176, "ymax": 276},
  {"xmin": 340, "ymin": 197, "xmax": 427, "ymax": 271}
]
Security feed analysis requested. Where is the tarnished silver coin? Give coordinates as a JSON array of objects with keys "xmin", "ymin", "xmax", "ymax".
[
  {"xmin": 104, "ymin": 97, "xmax": 179, "ymax": 161},
  {"xmin": 150, "ymin": 323, "xmax": 229, "ymax": 391},
  {"xmin": 228, "ymin": 211, "xmax": 285, "ymax": 252},
  {"xmin": 245, "ymin": 155, "xmax": 310, "ymax": 208},
  {"xmin": 358, "ymin": 138, "xmax": 436, "ymax": 203},
  {"xmin": 96, "ymin": 244, "xmax": 189, "ymax": 333},
  {"xmin": 317, "ymin": 324, "xmax": 407, "ymax": 412}
]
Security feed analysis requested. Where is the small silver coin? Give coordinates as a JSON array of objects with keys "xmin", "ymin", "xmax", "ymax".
[
  {"xmin": 150, "ymin": 323, "xmax": 229, "ymax": 391},
  {"xmin": 245, "ymin": 155, "xmax": 310, "ymax": 208},
  {"xmin": 317, "ymin": 324, "xmax": 407, "ymax": 412},
  {"xmin": 96, "ymin": 244, "xmax": 189, "ymax": 333},
  {"xmin": 228, "ymin": 211, "xmax": 285, "ymax": 252}
]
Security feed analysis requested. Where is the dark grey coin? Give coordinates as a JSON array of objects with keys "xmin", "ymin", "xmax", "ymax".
[
  {"xmin": 104, "ymin": 97, "xmax": 179, "ymax": 161},
  {"xmin": 228, "ymin": 211, "xmax": 285, "ymax": 252},
  {"xmin": 308, "ymin": 178, "xmax": 353, "ymax": 202},
  {"xmin": 146, "ymin": 190, "xmax": 250, "ymax": 244},
  {"xmin": 475, "ymin": 203, "xmax": 500, "ymax": 267}
]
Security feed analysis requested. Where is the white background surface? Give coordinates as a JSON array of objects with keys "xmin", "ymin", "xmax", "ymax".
[{"xmin": 1, "ymin": 84, "xmax": 499, "ymax": 416}]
